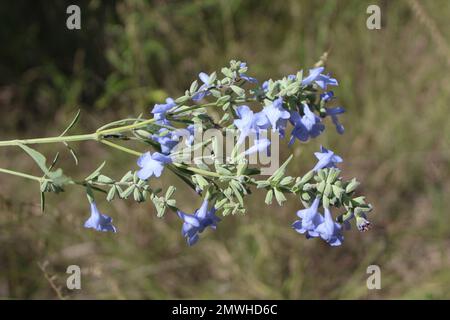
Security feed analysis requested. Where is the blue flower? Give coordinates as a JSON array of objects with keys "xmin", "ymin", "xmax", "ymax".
[
  {"xmin": 244, "ymin": 138, "xmax": 271, "ymax": 156},
  {"xmin": 289, "ymin": 104, "xmax": 324, "ymax": 145},
  {"xmin": 292, "ymin": 197, "xmax": 323, "ymax": 236},
  {"xmin": 312, "ymin": 146, "xmax": 343, "ymax": 171},
  {"xmin": 239, "ymin": 62, "xmax": 257, "ymax": 83},
  {"xmin": 326, "ymin": 107, "xmax": 345, "ymax": 134},
  {"xmin": 293, "ymin": 199, "xmax": 344, "ymax": 246},
  {"xmin": 192, "ymin": 72, "xmax": 212, "ymax": 101},
  {"xmin": 301, "ymin": 67, "xmax": 324, "ymax": 86},
  {"xmin": 234, "ymin": 105, "xmax": 270, "ymax": 145},
  {"xmin": 262, "ymin": 97, "xmax": 290, "ymax": 134},
  {"xmin": 302, "ymin": 67, "xmax": 338, "ymax": 90},
  {"xmin": 84, "ymin": 203, "xmax": 117, "ymax": 233},
  {"xmin": 315, "ymin": 73, "xmax": 338, "ymax": 90},
  {"xmin": 177, "ymin": 199, "xmax": 221, "ymax": 246},
  {"xmin": 151, "ymin": 129, "xmax": 180, "ymax": 154},
  {"xmin": 261, "ymin": 80, "xmax": 269, "ymax": 92},
  {"xmin": 314, "ymin": 207, "xmax": 343, "ymax": 246},
  {"xmin": 152, "ymin": 98, "xmax": 176, "ymax": 125},
  {"xmin": 287, "ymin": 74, "xmax": 297, "ymax": 80},
  {"xmin": 175, "ymin": 124, "xmax": 195, "ymax": 147},
  {"xmin": 150, "ymin": 125, "xmax": 196, "ymax": 155},
  {"xmin": 137, "ymin": 151, "xmax": 172, "ymax": 180},
  {"xmin": 320, "ymin": 91, "xmax": 334, "ymax": 102}
]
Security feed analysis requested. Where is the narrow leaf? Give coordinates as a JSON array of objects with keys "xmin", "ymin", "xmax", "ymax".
[{"xmin": 60, "ymin": 109, "xmax": 81, "ymax": 136}]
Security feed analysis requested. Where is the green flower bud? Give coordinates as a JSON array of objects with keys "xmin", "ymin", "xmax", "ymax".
[
  {"xmin": 107, "ymin": 186, "xmax": 117, "ymax": 202},
  {"xmin": 345, "ymin": 178, "xmax": 360, "ymax": 193},
  {"xmin": 265, "ymin": 189, "xmax": 274, "ymax": 205}
]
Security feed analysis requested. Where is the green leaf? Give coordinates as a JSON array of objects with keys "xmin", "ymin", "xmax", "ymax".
[
  {"xmin": 166, "ymin": 199, "xmax": 177, "ymax": 207},
  {"xmin": 97, "ymin": 174, "xmax": 115, "ymax": 184},
  {"xmin": 121, "ymin": 185, "xmax": 135, "ymax": 199},
  {"xmin": 107, "ymin": 186, "xmax": 117, "ymax": 202},
  {"xmin": 85, "ymin": 161, "xmax": 107, "ymax": 181},
  {"xmin": 345, "ymin": 178, "xmax": 360, "ymax": 193},
  {"xmin": 301, "ymin": 192, "xmax": 311, "ymax": 201},
  {"xmin": 318, "ymin": 169, "xmax": 328, "ymax": 181},
  {"xmin": 165, "ymin": 186, "xmax": 176, "ymax": 199},
  {"xmin": 208, "ymin": 72, "xmax": 217, "ymax": 83},
  {"xmin": 332, "ymin": 185, "xmax": 345, "ymax": 200},
  {"xmin": 221, "ymin": 67, "xmax": 233, "ymax": 78},
  {"xmin": 324, "ymin": 183, "xmax": 332, "ymax": 197},
  {"xmin": 60, "ymin": 109, "xmax": 81, "ymax": 137},
  {"xmin": 133, "ymin": 188, "xmax": 144, "ymax": 202},
  {"xmin": 274, "ymin": 188, "xmax": 287, "ymax": 206},
  {"xmin": 120, "ymin": 171, "xmax": 134, "ymax": 183},
  {"xmin": 175, "ymin": 95, "xmax": 189, "ymax": 104},
  {"xmin": 189, "ymin": 80, "xmax": 198, "ymax": 94},
  {"xmin": 326, "ymin": 168, "xmax": 341, "ymax": 184},
  {"xmin": 230, "ymin": 85, "xmax": 245, "ymax": 96},
  {"xmin": 269, "ymin": 155, "xmax": 293, "ymax": 182},
  {"xmin": 317, "ymin": 180, "xmax": 326, "ymax": 193},
  {"xmin": 193, "ymin": 174, "xmax": 209, "ymax": 190},
  {"xmin": 214, "ymin": 164, "xmax": 233, "ymax": 176},
  {"xmin": 215, "ymin": 198, "xmax": 228, "ymax": 210},
  {"xmin": 257, "ymin": 180, "xmax": 271, "ymax": 189},
  {"xmin": 229, "ymin": 181, "xmax": 244, "ymax": 207},
  {"xmin": 280, "ymin": 176, "xmax": 294, "ymax": 186},
  {"xmin": 352, "ymin": 196, "xmax": 366, "ymax": 206},
  {"xmin": 18, "ymin": 144, "xmax": 49, "ymax": 176},
  {"xmin": 300, "ymin": 170, "xmax": 314, "ymax": 184}
]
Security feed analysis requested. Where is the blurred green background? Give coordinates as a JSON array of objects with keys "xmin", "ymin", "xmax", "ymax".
[{"xmin": 0, "ymin": 0, "xmax": 449, "ymax": 299}]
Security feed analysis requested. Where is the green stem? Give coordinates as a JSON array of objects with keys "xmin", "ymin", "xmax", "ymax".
[
  {"xmin": 0, "ymin": 167, "xmax": 45, "ymax": 182},
  {"xmin": 99, "ymin": 140, "xmax": 142, "ymax": 157},
  {"xmin": 97, "ymin": 118, "xmax": 156, "ymax": 135},
  {"xmin": 171, "ymin": 163, "xmax": 222, "ymax": 178},
  {"xmin": 0, "ymin": 101, "xmax": 224, "ymax": 148},
  {"xmin": 0, "ymin": 133, "xmax": 98, "ymax": 147},
  {"xmin": 99, "ymin": 139, "xmax": 222, "ymax": 178}
]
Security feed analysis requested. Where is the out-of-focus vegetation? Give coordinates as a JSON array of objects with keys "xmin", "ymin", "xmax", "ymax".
[{"xmin": 0, "ymin": 0, "xmax": 449, "ymax": 299}]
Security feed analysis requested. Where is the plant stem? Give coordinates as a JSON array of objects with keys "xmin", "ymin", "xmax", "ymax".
[
  {"xmin": 0, "ymin": 167, "xmax": 45, "ymax": 182},
  {"xmin": 0, "ymin": 101, "xmax": 224, "ymax": 148},
  {"xmin": 99, "ymin": 140, "xmax": 142, "ymax": 157},
  {"xmin": 99, "ymin": 139, "xmax": 222, "ymax": 178},
  {"xmin": 97, "ymin": 118, "xmax": 156, "ymax": 135},
  {"xmin": 171, "ymin": 163, "xmax": 222, "ymax": 178},
  {"xmin": 0, "ymin": 133, "xmax": 98, "ymax": 147}
]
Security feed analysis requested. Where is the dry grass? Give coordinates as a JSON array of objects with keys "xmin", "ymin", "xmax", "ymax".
[{"xmin": 0, "ymin": 0, "xmax": 449, "ymax": 299}]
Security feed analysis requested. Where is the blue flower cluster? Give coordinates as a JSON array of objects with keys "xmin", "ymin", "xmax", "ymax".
[
  {"xmin": 245, "ymin": 67, "xmax": 344, "ymax": 149},
  {"xmin": 292, "ymin": 197, "xmax": 343, "ymax": 247},
  {"xmin": 292, "ymin": 146, "xmax": 344, "ymax": 246},
  {"xmin": 80, "ymin": 61, "xmax": 371, "ymax": 249},
  {"xmin": 177, "ymin": 199, "xmax": 221, "ymax": 246}
]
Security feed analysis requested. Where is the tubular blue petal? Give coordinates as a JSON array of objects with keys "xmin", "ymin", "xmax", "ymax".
[
  {"xmin": 196, "ymin": 199, "xmax": 209, "ymax": 220},
  {"xmin": 301, "ymin": 67, "xmax": 324, "ymax": 85},
  {"xmin": 177, "ymin": 211, "xmax": 201, "ymax": 227},
  {"xmin": 199, "ymin": 72, "xmax": 210, "ymax": 84},
  {"xmin": 84, "ymin": 203, "xmax": 117, "ymax": 233},
  {"xmin": 244, "ymin": 138, "xmax": 271, "ymax": 156}
]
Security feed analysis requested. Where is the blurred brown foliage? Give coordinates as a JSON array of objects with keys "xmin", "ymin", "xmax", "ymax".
[{"xmin": 0, "ymin": 0, "xmax": 449, "ymax": 299}]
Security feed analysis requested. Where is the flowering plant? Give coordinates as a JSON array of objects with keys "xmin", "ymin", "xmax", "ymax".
[{"xmin": 0, "ymin": 60, "xmax": 372, "ymax": 247}]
